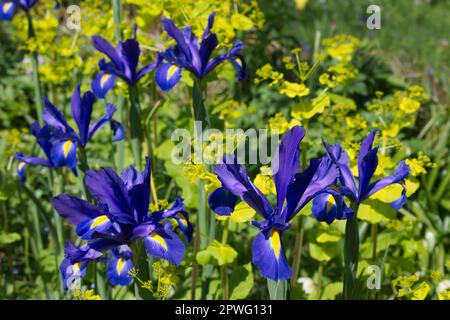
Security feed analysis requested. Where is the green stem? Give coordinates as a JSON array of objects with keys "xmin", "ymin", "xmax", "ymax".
[
  {"xmin": 291, "ymin": 216, "xmax": 304, "ymax": 287},
  {"xmin": 371, "ymin": 223, "xmax": 378, "ymax": 262},
  {"xmin": 343, "ymin": 202, "xmax": 360, "ymax": 300},
  {"xmin": 77, "ymin": 146, "xmax": 91, "ymax": 202},
  {"xmin": 130, "ymin": 241, "xmax": 153, "ymax": 300},
  {"xmin": 26, "ymin": 11, "xmax": 43, "ymax": 125},
  {"xmin": 112, "ymin": 0, "xmax": 125, "ymax": 171},
  {"xmin": 267, "ymin": 279, "xmax": 289, "ymax": 300},
  {"xmin": 191, "ymin": 78, "xmax": 212, "ymax": 299},
  {"xmin": 221, "ymin": 220, "xmax": 229, "ymax": 300},
  {"xmin": 128, "ymin": 84, "xmax": 143, "ymax": 170}
]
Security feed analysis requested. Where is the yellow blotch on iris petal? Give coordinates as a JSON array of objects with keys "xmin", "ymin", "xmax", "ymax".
[
  {"xmin": 63, "ymin": 140, "xmax": 73, "ymax": 158},
  {"xmin": 150, "ymin": 232, "xmax": 168, "ymax": 250},
  {"xmin": 100, "ymin": 74, "xmax": 111, "ymax": 88},
  {"xmin": 167, "ymin": 65, "xmax": 179, "ymax": 81},
  {"xmin": 3, "ymin": 2, "xmax": 13, "ymax": 14},
  {"xmin": 90, "ymin": 215, "xmax": 109, "ymax": 229},
  {"xmin": 233, "ymin": 57, "xmax": 243, "ymax": 68},
  {"xmin": 18, "ymin": 161, "xmax": 26, "ymax": 170},
  {"xmin": 116, "ymin": 258, "xmax": 125, "ymax": 274},
  {"xmin": 176, "ymin": 213, "xmax": 188, "ymax": 227},
  {"xmin": 326, "ymin": 195, "xmax": 335, "ymax": 212},
  {"xmin": 270, "ymin": 229, "xmax": 281, "ymax": 259}
]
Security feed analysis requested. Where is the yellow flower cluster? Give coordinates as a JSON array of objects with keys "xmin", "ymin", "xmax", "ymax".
[
  {"xmin": 392, "ymin": 275, "xmax": 430, "ymax": 300},
  {"xmin": 72, "ymin": 289, "xmax": 102, "ymax": 300},
  {"xmin": 126, "ymin": 0, "xmax": 264, "ymax": 45},
  {"xmin": 319, "ymin": 63, "xmax": 357, "ymax": 89},
  {"xmin": 322, "ymin": 34, "xmax": 360, "ymax": 63}
]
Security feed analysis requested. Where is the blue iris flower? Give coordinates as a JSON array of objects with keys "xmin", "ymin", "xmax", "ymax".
[
  {"xmin": 208, "ymin": 126, "xmax": 339, "ymax": 281},
  {"xmin": 155, "ymin": 12, "xmax": 246, "ymax": 91},
  {"xmin": 0, "ymin": 1, "xmax": 16, "ymax": 20},
  {"xmin": 311, "ymin": 130, "xmax": 411, "ymax": 224},
  {"xmin": 92, "ymin": 30, "xmax": 156, "ymax": 95},
  {"xmin": 0, "ymin": 0, "xmax": 58, "ymax": 20},
  {"xmin": 52, "ymin": 158, "xmax": 193, "ymax": 290},
  {"xmin": 14, "ymin": 85, "xmax": 125, "ymax": 182}
]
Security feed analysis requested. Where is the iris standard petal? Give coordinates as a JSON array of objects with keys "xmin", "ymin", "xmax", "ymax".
[
  {"xmin": 272, "ymin": 126, "xmax": 305, "ymax": 214},
  {"xmin": 201, "ymin": 11, "xmax": 216, "ymax": 40},
  {"xmin": 143, "ymin": 224, "xmax": 185, "ymax": 266},
  {"xmin": 322, "ymin": 140, "xmax": 358, "ymax": 200},
  {"xmin": 357, "ymin": 147, "xmax": 379, "ymax": 201},
  {"xmin": 199, "ymin": 33, "xmax": 218, "ymax": 75},
  {"xmin": 52, "ymin": 194, "xmax": 105, "ymax": 225},
  {"xmin": 42, "ymin": 96, "xmax": 72, "ymax": 133},
  {"xmin": 71, "ymin": 86, "xmax": 96, "ymax": 146},
  {"xmin": 155, "ymin": 63, "xmax": 183, "ymax": 91},
  {"xmin": 92, "ymin": 35, "xmax": 125, "ymax": 74},
  {"xmin": 85, "ymin": 167, "xmax": 132, "ymax": 217},
  {"xmin": 162, "ymin": 18, "xmax": 193, "ymax": 64},
  {"xmin": 128, "ymin": 183, "xmax": 150, "ymax": 224},
  {"xmin": 215, "ymin": 155, "xmax": 272, "ymax": 218},
  {"xmin": 92, "ymin": 72, "xmax": 116, "ymax": 99},
  {"xmin": 208, "ymin": 187, "xmax": 238, "ymax": 216},
  {"xmin": 0, "ymin": 1, "xmax": 16, "ymax": 20},
  {"xmin": 252, "ymin": 229, "xmax": 293, "ymax": 281},
  {"xmin": 106, "ymin": 256, "xmax": 133, "ymax": 286},
  {"xmin": 120, "ymin": 38, "xmax": 140, "ymax": 82},
  {"xmin": 285, "ymin": 157, "xmax": 339, "ymax": 222}
]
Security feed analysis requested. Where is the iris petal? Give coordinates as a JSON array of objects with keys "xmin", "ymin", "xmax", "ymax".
[
  {"xmin": 208, "ymin": 187, "xmax": 238, "ymax": 216},
  {"xmin": 252, "ymin": 229, "xmax": 292, "ymax": 281},
  {"xmin": 106, "ymin": 257, "xmax": 133, "ymax": 286},
  {"xmin": 143, "ymin": 225, "xmax": 185, "ymax": 266},
  {"xmin": 155, "ymin": 63, "xmax": 183, "ymax": 91},
  {"xmin": 0, "ymin": 1, "xmax": 16, "ymax": 20},
  {"xmin": 92, "ymin": 72, "xmax": 116, "ymax": 99}
]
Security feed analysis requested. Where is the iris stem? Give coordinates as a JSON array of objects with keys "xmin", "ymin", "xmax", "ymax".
[
  {"xmin": 112, "ymin": 0, "xmax": 125, "ymax": 171},
  {"xmin": 77, "ymin": 146, "xmax": 92, "ymax": 202},
  {"xmin": 221, "ymin": 220, "xmax": 229, "ymax": 300},
  {"xmin": 291, "ymin": 216, "xmax": 304, "ymax": 287},
  {"xmin": 128, "ymin": 84, "xmax": 143, "ymax": 170},
  {"xmin": 371, "ymin": 223, "xmax": 378, "ymax": 262},
  {"xmin": 130, "ymin": 240, "xmax": 153, "ymax": 300},
  {"xmin": 192, "ymin": 78, "xmax": 212, "ymax": 299},
  {"xmin": 25, "ymin": 11, "xmax": 43, "ymax": 126},
  {"xmin": 343, "ymin": 202, "xmax": 360, "ymax": 300}
]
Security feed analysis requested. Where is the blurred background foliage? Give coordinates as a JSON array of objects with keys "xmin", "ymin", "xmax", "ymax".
[{"xmin": 0, "ymin": 0, "xmax": 448, "ymax": 300}]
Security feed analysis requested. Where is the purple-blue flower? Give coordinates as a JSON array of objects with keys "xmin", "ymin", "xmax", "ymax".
[
  {"xmin": 311, "ymin": 130, "xmax": 411, "ymax": 224},
  {"xmin": 208, "ymin": 126, "xmax": 339, "ymax": 281},
  {"xmin": 52, "ymin": 158, "xmax": 193, "ymax": 290},
  {"xmin": 155, "ymin": 12, "xmax": 246, "ymax": 91},
  {"xmin": 14, "ymin": 123, "xmax": 77, "ymax": 182},
  {"xmin": 14, "ymin": 85, "xmax": 125, "ymax": 182},
  {"xmin": 0, "ymin": 1, "xmax": 16, "ymax": 20},
  {"xmin": 92, "ymin": 34, "xmax": 156, "ymax": 87}
]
